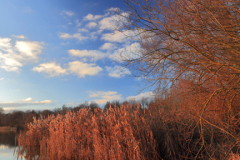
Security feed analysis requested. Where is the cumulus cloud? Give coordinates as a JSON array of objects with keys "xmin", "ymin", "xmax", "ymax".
[
  {"xmin": 15, "ymin": 41, "xmax": 43, "ymax": 61},
  {"xmin": 22, "ymin": 97, "xmax": 33, "ymax": 102},
  {"xmin": 63, "ymin": 10, "xmax": 74, "ymax": 16},
  {"xmin": 99, "ymin": 15, "xmax": 118, "ymax": 31},
  {"xmin": 126, "ymin": 92, "xmax": 155, "ymax": 101},
  {"xmin": 68, "ymin": 49, "xmax": 108, "ymax": 61},
  {"xmin": 32, "ymin": 62, "xmax": 67, "ymax": 77},
  {"xmin": 99, "ymin": 12, "xmax": 128, "ymax": 31},
  {"xmin": 108, "ymin": 42, "xmax": 142, "ymax": 62},
  {"xmin": 0, "ymin": 37, "xmax": 43, "ymax": 72},
  {"xmin": 59, "ymin": 33, "xmax": 87, "ymax": 41},
  {"xmin": 84, "ymin": 14, "xmax": 103, "ymax": 21},
  {"xmin": 88, "ymin": 91, "xmax": 123, "ymax": 104},
  {"xmin": 0, "ymin": 52, "xmax": 22, "ymax": 72},
  {"xmin": 86, "ymin": 22, "xmax": 97, "ymax": 29},
  {"xmin": 101, "ymin": 30, "xmax": 132, "ymax": 43},
  {"xmin": 12, "ymin": 35, "xmax": 26, "ymax": 39},
  {"xmin": 100, "ymin": 43, "xmax": 116, "ymax": 50},
  {"xmin": 105, "ymin": 65, "xmax": 131, "ymax": 78},
  {"xmin": 67, "ymin": 61, "xmax": 102, "ymax": 78},
  {"xmin": 32, "ymin": 60, "xmax": 103, "ymax": 78}
]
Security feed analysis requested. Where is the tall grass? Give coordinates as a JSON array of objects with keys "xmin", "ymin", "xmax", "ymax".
[
  {"xmin": 17, "ymin": 104, "xmax": 157, "ymax": 160},
  {"xmin": 17, "ymin": 102, "xmax": 240, "ymax": 160}
]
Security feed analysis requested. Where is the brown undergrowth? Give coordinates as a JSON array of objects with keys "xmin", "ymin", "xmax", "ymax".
[{"xmin": 17, "ymin": 101, "xmax": 240, "ymax": 160}]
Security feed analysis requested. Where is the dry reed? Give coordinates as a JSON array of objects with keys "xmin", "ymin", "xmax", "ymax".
[
  {"xmin": 17, "ymin": 104, "xmax": 157, "ymax": 160},
  {"xmin": 17, "ymin": 102, "xmax": 240, "ymax": 160}
]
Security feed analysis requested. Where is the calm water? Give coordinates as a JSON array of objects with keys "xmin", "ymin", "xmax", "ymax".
[{"xmin": 0, "ymin": 132, "xmax": 24, "ymax": 160}]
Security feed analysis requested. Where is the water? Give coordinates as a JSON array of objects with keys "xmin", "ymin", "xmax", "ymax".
[
  {"xmin": 0, "ymin": 145, "xmax": 17, "ymax": 160},
  {"xmin": 0, "ymin": 132, "xmax": 24, "ymax": 160}
]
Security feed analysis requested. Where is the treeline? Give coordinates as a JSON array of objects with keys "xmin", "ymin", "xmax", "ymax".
[{"xmin": 0, "ymin": 99, "xmax": 150, "ymax": 131}]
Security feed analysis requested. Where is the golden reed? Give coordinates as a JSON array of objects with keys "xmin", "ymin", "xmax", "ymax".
[{"xmin": 17, "ymin": 104, "xmax": 157, "ymax": 160}]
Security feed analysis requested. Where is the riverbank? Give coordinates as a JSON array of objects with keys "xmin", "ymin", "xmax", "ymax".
[{"xmin": 0, "ymin": 127, "xmax": 17, "ymax": 132}]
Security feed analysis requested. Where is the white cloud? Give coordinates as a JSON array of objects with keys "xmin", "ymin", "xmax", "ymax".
[
  {"xmin": 59, "ymin": 33, "xmax": 87, "ymax": 41},
  {"xmin": 68, "ymin": 61, "xmax": 102, "ymax": 78},
  {"xmin": 68, "ymin": 49, "xmax": 108, "ymax": 61},
  {"xmin": 22, "ymin": 97, "xmax": 33, "ymax": 102},
  {"xmin": 101, "ymin": 30, "xmax": 131, "ymax": 43},
  {"xmin": 0, "ymin": 52, "xmax": 23, "ymax": 72},
  {"xmin": 78, "ymin": 28, "xmax": 89, "ymax": 32},
  {"xmin": 12, "ymin": 35, "xmax": 26, "ymax": 39},
  {"xmin": 88, "ymin": 91, "xmax": 123, "ymax": 104},
  {"xmin": 32, "ymin": 62, "xmax": 67, "ymax": 77},
  {"xmin": 99, "ymin": 12, "xmax": 128, "ymax": 31},
  {"xmin": 105, "ymin": 65, "xmax": 131, "ymax": 78},
  {"xmin": 99, "ymin": 14, "xmax": 118, "ymax": 31},
  {"xmin": 0, "ymin": 99, "xmax": 53, "ymax": 108},
  {"xmin": 109, "ymin": 42, "xmax": 142, "ymax": 62},
  {"xmin": 63, "ymin": 10, "xmax": 74, "ymax": 16},
  {"xmin": 126, "ymin": 92, "xmax": 155, "ymax": 101},
  {"xmin": 0, "ymin": 78, "xmax": 3, "ymax": 80},
  {"xmin": 84, "ymin": 14, "xmax": 103, "ymax": 21},
  {"xmin": 0, "ymin": 38, "xmax": 14, "ymax": 54},
  {"xmin": 33, "ymin": 61, "xmax": 103, "ymax": 78},
  {"xmin": 107, "ymin": 7, "xmax": 119, "ymax": 12},
  {"xmin": 100, "ymin": 43, "xmax": 116, "ymax": 50},
  {"xmin": 0, "ymin": 37, "xmax": 43, "ymax": 72},
  {"xmin": 0, "ymin": 38, "xmax": 23, "ymax": 71},
  {"xmin": 39, "ymin": 100, "xmax": 52, "ymax": 104},
  {"xmin": 86, "ymin": 22, "xmax": 97, "ymax": 28},
  {"xmin": 15, "ymin": 41, "xmax": 43, "ymax": 61}
]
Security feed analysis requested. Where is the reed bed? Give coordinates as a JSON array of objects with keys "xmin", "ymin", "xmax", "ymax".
[
  {"xmin": 17, "ymin": 103, "xmax": 240, "ymax": 160},
  {"xmin": 17, "ymin": 104, "xmax": 157, "ymax": 160}
]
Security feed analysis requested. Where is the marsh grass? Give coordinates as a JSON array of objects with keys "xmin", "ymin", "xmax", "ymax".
[
  {"xmin": 17, "ymin": 104, "xmax": 157, "ymax": 160},
  {"xmin": 17, "ymin": 102, "xmax": 240, "ymax": 160}
]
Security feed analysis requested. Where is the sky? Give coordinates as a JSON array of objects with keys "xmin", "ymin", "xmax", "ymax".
[{"xmin": 0, "ymin": 0, "xmax": 154, "ymax": 112}]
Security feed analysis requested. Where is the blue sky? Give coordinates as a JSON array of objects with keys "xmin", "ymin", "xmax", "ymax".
[{"xmin": 0, "ymin": 0, "xmax": 154, "ymax": 112}]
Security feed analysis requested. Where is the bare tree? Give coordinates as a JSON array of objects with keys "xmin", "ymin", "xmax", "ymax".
[
  {"xmin": 119, "ymin": 0, "xmax": 240, "ymax": 114},
  {"xmin": 117, "ymin": 1, "xmax": 240, "ymax": 157}
]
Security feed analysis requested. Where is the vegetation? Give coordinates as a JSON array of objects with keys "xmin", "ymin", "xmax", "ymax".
[{"xmin": 17, "ymin": 98, "xmax": 240, "ymax": 160}]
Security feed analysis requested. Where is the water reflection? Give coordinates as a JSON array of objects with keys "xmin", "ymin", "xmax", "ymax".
[
  {"xmin": 0, "ymin": 132, "xmax": 16, "ymax": 148},
  {"xmin": 0, "ymin": 132, "xmax": 24, "ymax": 160}
]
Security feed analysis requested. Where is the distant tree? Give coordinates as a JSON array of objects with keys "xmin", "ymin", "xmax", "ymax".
[
  {"xmin": 112, "ymin": 101, "xmax": 121, "ymax": 108},
  {"xmin": 140, "ymin": 97, "xmax": 149, "ymax": 108},
  {"xmin": 61, "ymin": 104, "xmax": 68, "ymax": 114},
  {"xmin": 103, "ymin": 101, "xmax": 121, "ymax": 112},
  {"xmin": 78, "ymin": 101, "xmax": 89, "ymax": 108},
  {"xmin": 89, "ymin": 102, "xmax": 99, "ymax": 110},
  {"xmin": 41, "ymin": 110, "xmax": 53, "ymax": 118},
  {"xmin": 103, "ymin": 101, "xmax": 111, "ymax": 112}
]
